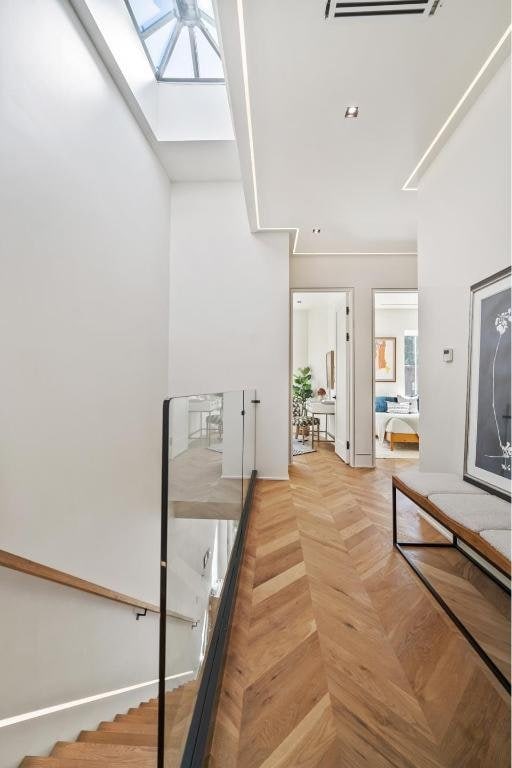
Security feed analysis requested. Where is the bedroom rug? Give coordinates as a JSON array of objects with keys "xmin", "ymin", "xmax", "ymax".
[
  {"xmin": 375, "ymin": 438, "xmax": 418, "ymax": 459},
  {"xmin": 292, "ymin": 439, "xmax": 316, "ymax": 456}
]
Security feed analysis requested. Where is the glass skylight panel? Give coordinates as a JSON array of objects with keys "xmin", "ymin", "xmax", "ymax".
[
  {"xmin": 195, "ymin": 26, "xmax": 223, "ymax": 79},
  {"xmin": 129, "ymin": 0, "xmax": 174, "ymax": 30},
  {"xmin": 125, "ymin": 0, "xmax": 224, "ymax": 82},
  {"xmin": 164, "ymin": 26, "xmax": 194, "ymax": 79},
  {"xmin": 145, "ymin": 18, "xmax": 176, "ymax": 66},
  {"xmin": 198, "ymin": 0, "xmax": 215, "ymax": 17}
]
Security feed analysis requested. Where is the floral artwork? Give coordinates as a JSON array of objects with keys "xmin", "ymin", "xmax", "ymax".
[
  {"xmin": 375, "ymin": 337, "xmax": 396, "ymax": 382},
  {"xmin": 465, "ymin": 269, "xmax": 511, "ymax": 497},
  {"xmin": 489, "ymin": 308, "xmax": 512, "ymax": 473}
]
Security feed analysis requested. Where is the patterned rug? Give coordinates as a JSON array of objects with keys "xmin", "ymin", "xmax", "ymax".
[
  {"xmin": 375, "ymin": 438, "xmax": 418, "ymax": 459},
  {"xmin": 292, "ymin": 439, "xmax": 316, "ymax": 456}
]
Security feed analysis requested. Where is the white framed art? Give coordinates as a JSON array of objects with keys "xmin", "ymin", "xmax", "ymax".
[
  {"xmin": 464, "ymin": 267, "xmax": 511, "ymax": 498},
  {"xmin": 375, "ymin": 337, "xmax": 396, "ymax": 382}
]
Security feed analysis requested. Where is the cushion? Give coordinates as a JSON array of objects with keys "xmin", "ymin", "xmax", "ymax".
[
  {"xmin": 428, "ymin": 494, "xmax": 511, "ymax": 532},
  {"xmin": 395, "ymin": 470, "xmax": 487, "ymax": 497},
  {"xmin": 387, "ymin": 402, "xmax": 410, "ymax": 414},
  {"xmin": 398, "ymin": 394, "xmax": 419, "ymax": 414},
  {"xmin": 480, "ymin": 529, "xmax": 512, "ymax": 561},
  {"xmin": 375, "ymin": 396, "xmax": 397, "ymax": 413}
]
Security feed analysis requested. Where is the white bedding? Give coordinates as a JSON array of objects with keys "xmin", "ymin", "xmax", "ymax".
[{"xmin": 375, "ymin": 411, "xmax": 420, "ymax": 443}]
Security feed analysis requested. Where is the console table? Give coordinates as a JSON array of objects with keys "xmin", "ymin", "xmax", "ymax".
[{"xmin": 306, "ymin": 401, "xmax": 335, "ymax": 448}]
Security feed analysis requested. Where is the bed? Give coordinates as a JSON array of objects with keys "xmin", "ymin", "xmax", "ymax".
[{"xmin": 375, "ymin": 397, "xmax": 419, "ymax": 451}]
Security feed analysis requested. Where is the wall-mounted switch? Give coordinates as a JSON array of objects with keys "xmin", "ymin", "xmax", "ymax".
[{"xmin": 443, "ymin": 348, "xmax": 453, "ymax": 362}]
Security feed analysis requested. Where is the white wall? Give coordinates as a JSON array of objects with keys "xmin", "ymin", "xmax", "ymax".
[
  {"xmin": 293, "ymin": 304, "xmax": 341, "ymax": 393},
  {"xmin": 307, "ymin": 307, "xmax": 337, "ymax": 393},
  {"xmin": 291, "ymin": 255, "xmax": 418, "ymax": 466},
  {"xmin": 374, "ymin": 308, "xmax": 418, "ymax": 398},
  {"xmin": 417, "ymin": 58, "xmax": 511, "ymax": 473},
  {"xmin": 0, "ymin": 2, "xmax": 171, "ymax": 763},
  {"xmin": 169, "ymin": 181, "xmax": 290, "ymax": 479},
  {"xmin": 292, "ymin": 310, "xmax": 309, "ymax": 373}
]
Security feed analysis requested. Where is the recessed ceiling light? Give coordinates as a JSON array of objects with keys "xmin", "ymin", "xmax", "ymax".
[
  {"xmin": 345, "ymin": 106, "xmax": 359, "ymax": 119},
  {"xmin": 312, "ymin": 228, "xmax": 321, "ymax": 234}
]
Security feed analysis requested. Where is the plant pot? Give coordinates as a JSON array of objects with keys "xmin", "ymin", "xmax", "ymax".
[{"xmin": 297, "ymin": 425, "xmax": 310, "ymax": 438}]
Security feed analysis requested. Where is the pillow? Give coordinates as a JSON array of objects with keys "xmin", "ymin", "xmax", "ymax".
[
  {"xmin": 387, "ymin": 402, "xmax": 410, "ymax": 414},
  {"xmin": 398, "ymin": 394, "xmax": 419, "ymax": 414},
  {"xmin": 375, "ymin": 396, "xmax": 398, "ymax": 413}
]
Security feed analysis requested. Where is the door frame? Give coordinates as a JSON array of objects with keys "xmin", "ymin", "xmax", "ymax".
[
  {"xmin": 371, "ymin": 288, "xmax": 419, "ymax": 466},
  {"xmin": 289, "ymin": 287, "xmax": 355, "ymax": 467}
]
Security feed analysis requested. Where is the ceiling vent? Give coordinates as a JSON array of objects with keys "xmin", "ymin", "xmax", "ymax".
[{"xmin": 324, "ymin": 0, "xmax": 443, "ymax": 20}]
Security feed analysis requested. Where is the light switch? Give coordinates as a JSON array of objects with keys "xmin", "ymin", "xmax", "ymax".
[{"xmin": 443, "ymin": 348, "xmax": 453, "ymax": 362}]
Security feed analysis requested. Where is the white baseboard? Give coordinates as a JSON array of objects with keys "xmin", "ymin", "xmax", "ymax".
[{"xmin": 258, "ymin": 475, "xmax": 289, "ymax": 481}]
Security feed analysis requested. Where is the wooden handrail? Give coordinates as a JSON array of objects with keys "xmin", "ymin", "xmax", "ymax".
[{"xmin": 0, "ymin": 549, "xmax": 198, "ymax": 623}]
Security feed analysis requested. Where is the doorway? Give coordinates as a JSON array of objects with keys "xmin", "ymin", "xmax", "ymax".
[
  {"xmin": 290, "ymin": 289, "xmax": 353, "ymax": 465},
  {"xmin": 372, "ymin": 290, "xmax": 419, "ymax": 462}
]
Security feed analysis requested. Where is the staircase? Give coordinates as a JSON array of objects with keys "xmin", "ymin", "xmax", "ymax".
[{"xmin": 20, "ymin": 681, "xmax": 197, "ymax": 768}]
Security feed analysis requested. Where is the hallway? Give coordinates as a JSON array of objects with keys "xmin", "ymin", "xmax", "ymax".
[{"xmin": 209, "ymin": 445, "xmax": 510, "ymax": 767}]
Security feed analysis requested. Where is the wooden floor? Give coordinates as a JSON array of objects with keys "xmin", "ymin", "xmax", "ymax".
[{"xmin": 209, "ymin": 444, "xmax": 511, "ymax": 768}]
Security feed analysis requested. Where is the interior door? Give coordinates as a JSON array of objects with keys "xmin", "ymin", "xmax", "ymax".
[{"xmin": 335, "ymin": 295, "xmax": 349, "ymax": 463}]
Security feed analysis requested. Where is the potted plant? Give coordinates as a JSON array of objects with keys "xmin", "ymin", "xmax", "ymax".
[{"xmin": 293, "ymin": 367, "xmax": 313, "ymax": 438}]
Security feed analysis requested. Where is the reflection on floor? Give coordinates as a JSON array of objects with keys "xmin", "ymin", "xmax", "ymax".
[
  {"xmin": 375, "ymin": 436, "xmax": 419, "ymax": 459},
  {"xmin": 209, "ymin": 442, "xmax": 510, "ymax": 767},
  {"xmin": 169, "ymin": 438, "xmax": 242, "ymax": 519}
]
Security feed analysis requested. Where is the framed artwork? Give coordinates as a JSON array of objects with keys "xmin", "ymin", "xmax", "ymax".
[
  {"xmin": 464, "ymin": 267, "xmax": 511, "ymax": 498},
  {"xmin": 375, "ymin": 337, "xmax": 396, "ymax": 382},
  {"xmin": 326, "ymin": 350, "xmax": 335, "ymax": 389}
]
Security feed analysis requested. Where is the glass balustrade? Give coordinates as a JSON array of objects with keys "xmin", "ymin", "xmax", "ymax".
[{"xmin": 159, "ymin": 390, "xmax": 257, "ymax": 767}]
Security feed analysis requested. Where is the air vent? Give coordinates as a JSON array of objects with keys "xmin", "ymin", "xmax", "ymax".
[{"xmin": 324, "ymin": 0, "xmax": 443, "ymax": 20}]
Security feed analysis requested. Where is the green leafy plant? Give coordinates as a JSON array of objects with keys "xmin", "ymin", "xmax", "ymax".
[{"xmin": 293, "ymin": 367, "xmax": 313, "ymax": 416}]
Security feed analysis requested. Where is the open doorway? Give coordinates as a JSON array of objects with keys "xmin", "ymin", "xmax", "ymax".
[
  {"xmin": 373, "ymin": 291, "xmax": 419, "ymax": 461},
  {"xmin": 290, "ymin": 290, "xmax": 353, "ymax": 465}
]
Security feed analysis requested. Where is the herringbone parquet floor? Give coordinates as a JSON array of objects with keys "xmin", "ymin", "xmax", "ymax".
[{"xmin": 209, "ymin": 445, "xmax": 511, "ymax": 768}]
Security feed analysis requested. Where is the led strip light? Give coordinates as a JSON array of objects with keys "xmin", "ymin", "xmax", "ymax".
[
  {"xmin": 0, "ymin": 671, "xmax": 193, "ymax": 729},
  {"xmin": 235, "ymin": 0, "xmax": 416, "ymax": 255},
  {"xmin": 402, "ymin": 26, "xmax": 511, "ymax": 191},
  {"xmin": 236, "ymin": 3, "xmax": 510, "ymax": 251}
]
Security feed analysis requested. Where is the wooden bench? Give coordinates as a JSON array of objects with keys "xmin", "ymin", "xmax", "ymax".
[{"xmin": 392, "ymin": 469, "xmax": 511, "ymax": 691}]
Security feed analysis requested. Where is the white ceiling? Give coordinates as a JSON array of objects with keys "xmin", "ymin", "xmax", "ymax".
[{"xmin": 220, "ymin": 0, "xmax": 510, "ymax": 253}]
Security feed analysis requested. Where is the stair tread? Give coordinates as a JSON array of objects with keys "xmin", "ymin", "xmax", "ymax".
[
  {"xmin": 117, "ymin": 712, "xmax": 157, "ymax": 724},
  {"xmin": 19, "ymin": 683, "xmax": 199, "ymax": 766},
  {"xmin": 52, "ymin": 742, "xmax": 155, "ymax": 758},
  {"xmin": 21, "ymin": 758, "xmax": 155, "ymax": 768},
  {"xmin": 78, "ymin": 731, "xmax": 156, "ymax": 747},
  {"xmin": 99, "ymin": 721, "xmax": 157, "ymax": 734}
]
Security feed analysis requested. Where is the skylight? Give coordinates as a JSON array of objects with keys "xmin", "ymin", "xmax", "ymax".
[{"xmin": 125, "ymin": 0, "xmax": 224, "ymax": 82}]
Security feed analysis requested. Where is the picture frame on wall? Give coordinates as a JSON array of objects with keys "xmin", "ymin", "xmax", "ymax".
[
  {"xmin": 375, "ymin": 337, "xmax": 396, "ymax": 382},
  {"xmin": 326, "ymin": 350, "xmax": 335, "ymax": 389},
  {"xmin": 464, "ymin": 266, "xmax": 511, "ymax": 499}
]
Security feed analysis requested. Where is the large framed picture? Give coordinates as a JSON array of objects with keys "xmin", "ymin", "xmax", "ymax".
[
  {"xmin": 375, "ymin": 337, "xmax": 396, "ymax": 382},
  {"xmin": 464, "ymin": 267, "xmax": 511, "ymax": 498},
  {"xmin": 326, "ymin": 350, "xmax": 335, "ymax": 389}
]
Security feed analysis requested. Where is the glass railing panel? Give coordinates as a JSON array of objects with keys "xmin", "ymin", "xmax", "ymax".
[
  {"xmin": 161, "ymin": 390, "xmax": 256, "ymax": 768},
  {"xmin": 242, "ymin": 389, "xmax": 257, "ymax": 505}
]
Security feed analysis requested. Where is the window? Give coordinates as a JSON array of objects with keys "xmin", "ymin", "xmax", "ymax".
[
  {"xmin": 124, "ymin": 0, "xmax": 224, "ymax": 82},
  {"xmin": 404, "ymin": 331, "xmax": 418, "ymax": 397}
]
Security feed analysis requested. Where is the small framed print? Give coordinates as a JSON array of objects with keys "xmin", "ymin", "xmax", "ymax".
[
  {"xmin": 464, "ymin": 267, "xmax": 511, "ymax": 498},
  {"xmin": 375, "ymin": 337, "xmax": 396, "ymax": 382}
]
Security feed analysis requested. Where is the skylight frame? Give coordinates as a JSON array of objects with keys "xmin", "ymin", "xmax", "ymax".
[{"xmin": 123, "ymin": 0, "xmax": 225, "ymax": 83}]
